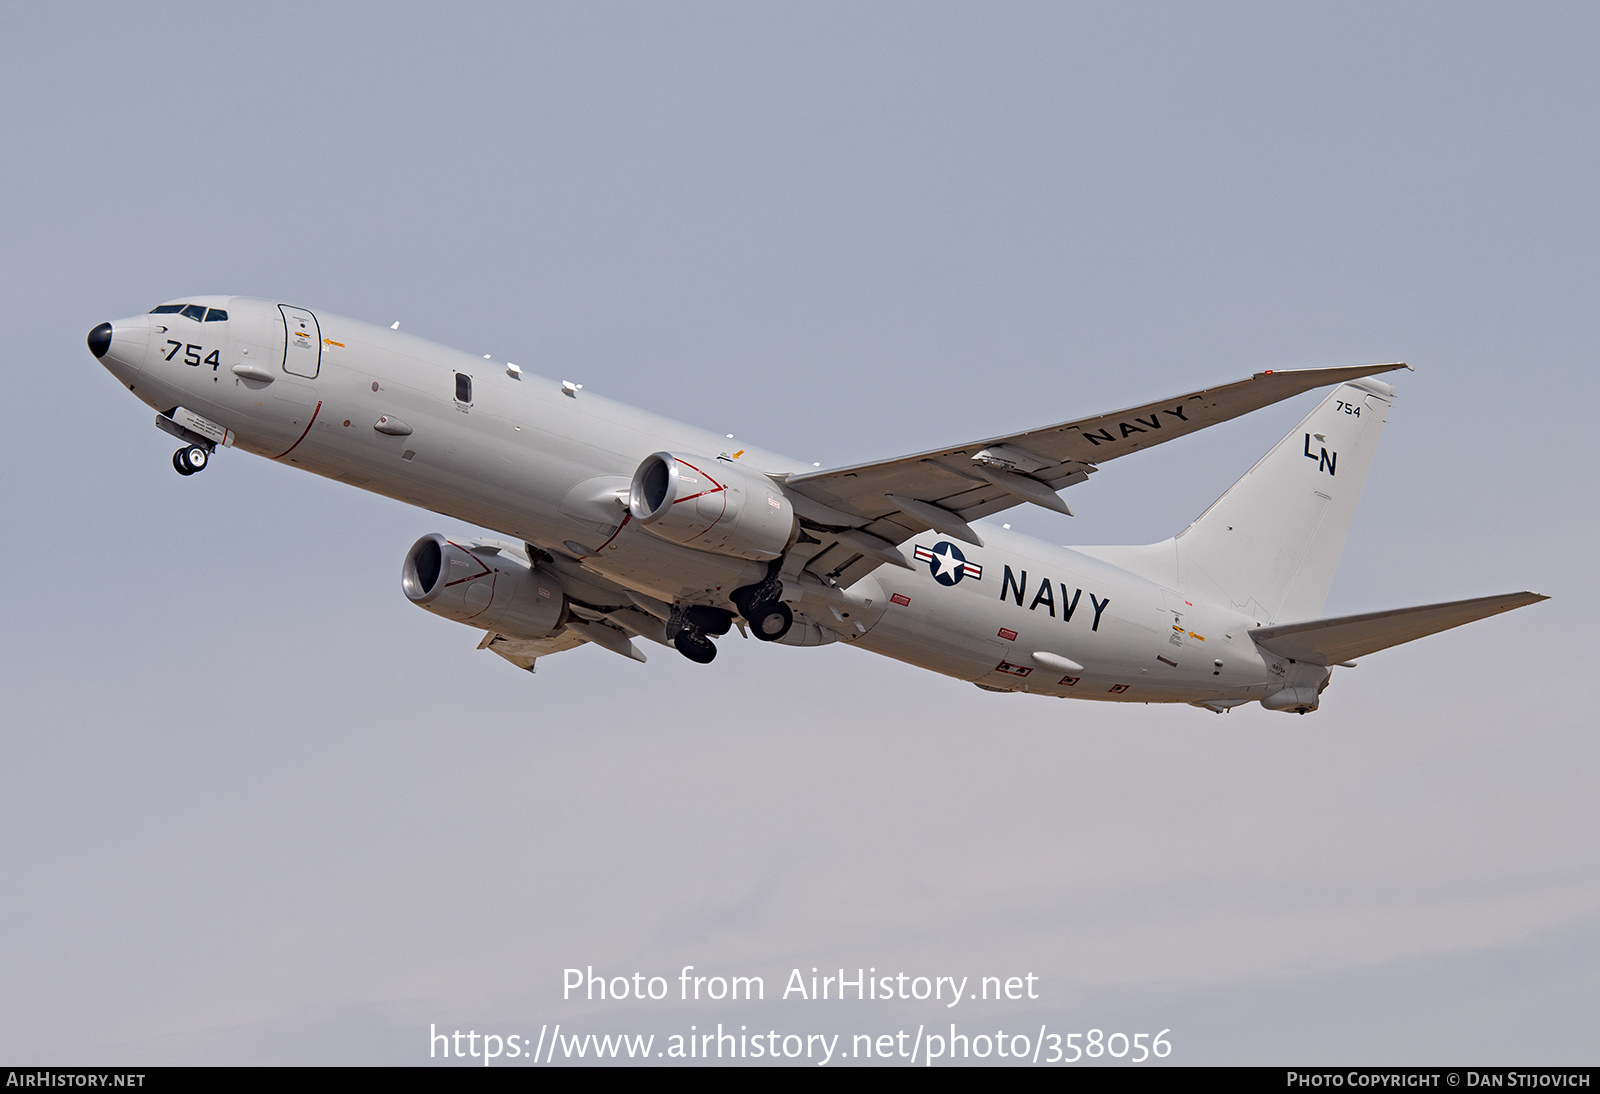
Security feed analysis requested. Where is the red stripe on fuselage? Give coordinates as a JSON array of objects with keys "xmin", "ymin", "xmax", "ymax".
[{"xmin": 270, "ymin": 401, "xmax": 322, "ymax": 460}]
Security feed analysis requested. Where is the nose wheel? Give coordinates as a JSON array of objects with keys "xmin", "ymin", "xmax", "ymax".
[{"xmin": 172, "ymin": 444, "xmax": 210, "ymax": 476}]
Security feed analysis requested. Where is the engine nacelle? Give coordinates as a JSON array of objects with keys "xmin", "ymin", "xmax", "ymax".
[
  {"xmin": 627, "ymin": 452, "xmax": 796, "ymax": 561},
  {"xmin": 401, "ymin": 534, "xmax": 566, "ymax": 637}
]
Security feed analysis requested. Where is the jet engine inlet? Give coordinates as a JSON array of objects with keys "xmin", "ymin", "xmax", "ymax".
[
  {"xmin": 627, "ymin": 452, "xmax": 797, "ymax": 561},
  {"xmin": 405, "ymin": 536, "xmax": 444, "ymax": 600},
  {"xmin": 402, "ymin": 533, "xmax": 566, "ymax": 638}
]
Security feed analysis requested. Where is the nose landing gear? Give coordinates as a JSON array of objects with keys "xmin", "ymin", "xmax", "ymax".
[
  {"xmin": 155, "ymin": 412, "xmax": 222, "ymax": 477},
  {"xmin": 172, "ymin": 444, "xmax": 210, "ymax": 476}
]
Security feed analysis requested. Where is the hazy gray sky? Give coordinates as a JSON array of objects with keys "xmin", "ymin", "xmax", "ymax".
[{"xmin": 2, "ymin": 1, "xmax": 1594, "ymax": 1065}]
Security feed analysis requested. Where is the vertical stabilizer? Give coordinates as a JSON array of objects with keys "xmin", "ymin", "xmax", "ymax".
[{"xmin": 1170, "ymin": 378, "xmax": 1394, "ymax": 624}]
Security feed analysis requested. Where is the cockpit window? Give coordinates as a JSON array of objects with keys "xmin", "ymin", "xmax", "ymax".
[
  {"xmin": 455, "ymin": 373, "xmax": 472, "ymax": 403},
  {"xmin": 181, "ymin": 304, "xmax": 206, "ymax": 321},
  {"xmin": 149, "ymin": 304, "xmax": 185, "ymax": 314},
  {"xmin": 204, "ymin": 308, "xmax": 228, "ymax": 322}
]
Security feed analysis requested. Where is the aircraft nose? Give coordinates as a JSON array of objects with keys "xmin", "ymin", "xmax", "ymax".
[{"xmin": 87, "ymin": 322, "xmax": 112, "ymax": 359}]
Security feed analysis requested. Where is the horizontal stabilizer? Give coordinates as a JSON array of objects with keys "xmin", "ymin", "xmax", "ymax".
[{"xmin": 1249, "ymin": 591, "xmax": 1548, "ymax": 665}]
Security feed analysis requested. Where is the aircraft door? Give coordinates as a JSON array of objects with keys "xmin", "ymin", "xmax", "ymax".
[{"xmin": 280, "ymin": 305, "xmax": 321, "ymax": 378}]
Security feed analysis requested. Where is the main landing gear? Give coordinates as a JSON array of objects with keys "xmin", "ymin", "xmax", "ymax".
[
  {"xmin": 672, "ymin": 605, "xmax": 731, "ymax": 664},
  {"xmin": 732, "ymin": 572, "xmax": 793, "ymax": 643},
  {"xmin": 172, "ymin": 444, "xmax": 210, "ymax": 476},
  {"xmin": 673, "ymin": 629, "xmax": 718, "ymax": 664},
  {"xmin": 669, "ymin": 567, "xmax": 795, "ymax": 664},
  {"xmin": 665, "ymin": 575, "xmax": 796, "ymax": 662},
  {"xmin": 743, "ymin": 599, "xmax": 793, "ymax": 641}
]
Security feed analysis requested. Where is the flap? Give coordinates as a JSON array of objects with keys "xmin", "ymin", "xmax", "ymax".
[{"xmin": 480, "ymin": 629, "xmax": 589, "ymax": 673}]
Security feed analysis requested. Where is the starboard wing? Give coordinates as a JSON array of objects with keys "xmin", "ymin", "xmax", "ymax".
[{"xmin": 779, "ymin": 363, "xmax": 1407, "ymax": 589}]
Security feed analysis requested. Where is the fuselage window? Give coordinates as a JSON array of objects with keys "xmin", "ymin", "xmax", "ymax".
[
  {"xmin": 149, "ymin": 304, "xmax": 185, "ymax": 314},
  {"xmin": 455, "ymin": 373, "xmax": 472, "ymax": 403},
  {"xmin": 181, "ymin": 304, "xmax": 206, "ymax": 321},
  {"xmin": 204, "ymin": 308, "xmax": 228, "ymax": 322}
]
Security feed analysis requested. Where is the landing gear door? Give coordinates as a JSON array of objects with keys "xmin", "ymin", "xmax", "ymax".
[{"xmin": 279, "ymin": 305, "xmax": 321, "ymax": 378}]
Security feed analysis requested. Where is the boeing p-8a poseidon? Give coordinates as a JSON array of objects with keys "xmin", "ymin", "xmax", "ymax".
[{"xmin": 87, "ymin": 298, "xmax": 1544, "ymax": 714}]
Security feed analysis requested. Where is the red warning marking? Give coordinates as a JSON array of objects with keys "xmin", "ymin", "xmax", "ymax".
[
  {"xmin": 669, "ymin": 457, "xmax": 727, "ymax": 504},
  {"xmin": 997, "ymin": 628, "xmax": 1017, "ymax": 641},
  {"xmin": 890, "ymin": 593, "xmax": 911, "ymax": 607},
  {"xmin": 674, "ymin": 487, "xmax": 725, "ymax": 503},
  {"xmin": 441, "ymin": 541, "xmax": 494, "ymax": 587},
  {"xmin": 1108, "ymin": 683, "xmax": 1130, "ymax": 694},
  {"xmin": 996, "ymin": 661, "xmax": 1032, "ymax": 677},
  {"xmin": 573, "ymin": 512, "xmax": 633, "ymax": 557},
  {"xmin": 461, "ymin": 571, "xmax": 498, "ymax": 619},
  {"xmin": 270, "ymin": 400, "xmax": 322, "ymax": 459},
  {"xmin": 670, "ymin": 456, "xmax": 728, "ymax": 545},
  {"xmin": 1059, "ymin": 675, "xmax": 1080, "ymax": 686}
]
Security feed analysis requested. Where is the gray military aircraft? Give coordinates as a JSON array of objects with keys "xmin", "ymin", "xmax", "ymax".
[{"xmin": 87, "ymin": 298, "xmax": 1544, "ymax": 714}]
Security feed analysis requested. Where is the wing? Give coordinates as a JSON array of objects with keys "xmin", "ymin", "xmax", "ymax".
[
  {"xmin": 777, "ymin": 363, "xmax": 1407, "ymax": 589},
  {"xmin": 1248, "ymin": 591, "xmax": 1548, "ymax": 666}
]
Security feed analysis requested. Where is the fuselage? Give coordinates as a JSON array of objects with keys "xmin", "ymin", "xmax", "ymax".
[{"xmin": 92, "ymin": 296, "xmax": 1289, "ymax": 706}]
